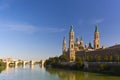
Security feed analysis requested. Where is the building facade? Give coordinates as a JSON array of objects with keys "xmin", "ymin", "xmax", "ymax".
[{"xmin": 62, "ymin": 25, "xmax": 100, "ymax": 62}]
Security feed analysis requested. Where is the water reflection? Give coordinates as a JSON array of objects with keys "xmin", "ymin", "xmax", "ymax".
[
  {"xmin": 46, "ymin": 68, "xmax": 120, "ymax": 80},
  {"xmin": 22, "ymin": 65, "xmax": 26, "ymax": 69},
  {"xmin": 0, "ymin": 65, "xmax": 120, "ymax": 80},
  {"xmin": 40, "ymin": 64, "xmax": 45, "ymax": 69},
  {"xmin": 30, "ymin": 64, "xmax": 34, "ymax": 69},
  {"xmin": 46, "ymin": 68, "xmax": 77, "ymax": 80},
  {"xmin": 0, "ymin": 66, "xmax": 5, "ymax": 73}
]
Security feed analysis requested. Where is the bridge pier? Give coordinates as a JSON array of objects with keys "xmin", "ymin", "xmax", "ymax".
[
  {"xmin": 22, "ymin": 61, "xmax": 27, "ymax": 66},
  {"xmin": 6, "ymin": 62, "xmax": 10, "ymax": 69},
  {"xmin": 14, "ymin": 61, "xmax": 19, "ymax": 68},
  {"xmin": 22, "ymin": 61, "xmax": 26, "ymax": 68},
  {"xmin": 30, "ymin": 60, "xmax": 35, "ymax": 65},
  {"xmin": 41, "ymin": 60, "xmax": 45, "ymax": 66},
  {"xmin": 22, "ymin": 61, "xmax": 29, "ymax": 68}
]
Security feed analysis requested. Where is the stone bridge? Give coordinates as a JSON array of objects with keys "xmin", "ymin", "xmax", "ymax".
[{"xmin": 4, "ymin": 60, "xmax": 46, "ymax": 68}]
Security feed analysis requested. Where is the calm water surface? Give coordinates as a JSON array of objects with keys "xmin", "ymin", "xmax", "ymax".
[{"xmin": 0, "ymin": 64, "xmax": 120, "ymax": 80}]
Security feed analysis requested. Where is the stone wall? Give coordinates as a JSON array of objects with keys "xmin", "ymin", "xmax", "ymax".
[{"xmin": 76, "ymin": 45, "xmax": 120, "ymax": 62}]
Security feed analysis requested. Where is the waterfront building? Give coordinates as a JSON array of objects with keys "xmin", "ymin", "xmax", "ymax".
[
  {"xmin": 62, "ymin": 25, "xmax": 101, "ymax": 62},
  {"xmin": 2, "ymin": 57, "xmax": 14, "ymax": 62}
]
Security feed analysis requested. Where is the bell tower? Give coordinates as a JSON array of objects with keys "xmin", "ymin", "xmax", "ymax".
[
  {"xmin": 94, "ymin": 24, "xmax": 100, "ymax": 49},
  {"xmin": 69, "ymin": 25, "xmax": 75, "ymax": 61},
  {"xmin": 62, "ymin": 37, "xmax": 66, "ymax": 54}
]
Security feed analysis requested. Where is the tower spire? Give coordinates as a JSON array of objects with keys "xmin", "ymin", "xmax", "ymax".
[
  {"xmin": 95, "ymin": 24, "xmax": 99, "ymax": 32},
  {"xmin": 94, "ymin": 24, "xmax": 100, "ymax": 49},
  {"xmin": 70, "ymin": 25, "xmax": 74, "ymax": 32},
  {"xmin": 62, "ymin": 36, "xmax": 66, "ymax": 54},
  {"xmin": 69, "ymin": 25, "xmax": 75, "ymax": 61}
]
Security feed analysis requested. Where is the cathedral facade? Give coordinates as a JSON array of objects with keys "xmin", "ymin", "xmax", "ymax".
[{"xmin": 62, "ymin": 25, "xmax": 100, "ymax": 62}]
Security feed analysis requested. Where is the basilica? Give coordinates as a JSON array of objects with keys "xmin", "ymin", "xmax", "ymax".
[{"xmin": 62, "ymin": 25, "xmax": 101, "ymax": 61}]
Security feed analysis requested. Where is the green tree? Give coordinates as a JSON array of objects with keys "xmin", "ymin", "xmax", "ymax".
[
  {"xmin": 104, "ymin": 55, "xmax": 108, "ymax": 62},
  {"xmin": 89, "ymin": 56, "xmax": 93, "ymax": 62},
  {"xmin": 96, "ymin": 56, "xmax": 101, "ymax": 61},
  {"xmin": 109, "ymin": 55, "xmax": 113, "ymax": 62},
  {"xmin": 75, "ymin": 56, "xmax": 83, "ymax": 69},
  {"xmin": 86, "ymin": 55, "xmax": 90, "ymax": 61},
  {"xmin": 75, "ymin": 56, "xmax": 83, "ymax": 62},
  {"xmin": 0, "ymin": 60, "xmax": 6, "ymax": 73},
  {"xmin": 45, "ymin": 56, "xmax": 60, "ymax": 66},
  {"xmin": 116, "ymin": 56, "xmax": 120, "ymax": 62},
  {"xmin": 59, "ymin": 54, "xmax": 69, "ymax": 62}
]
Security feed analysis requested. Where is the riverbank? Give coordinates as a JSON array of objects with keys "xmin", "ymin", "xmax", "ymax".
[
  {"xmin": 0, "ymin": 60, "xmax": 6, "ymax": 73},
  {"xmin": 45, "ymin": 62, "xmax": 120, "ymax": 76},
  {"xmin": 45, "ymin": 56, "xmax": 120, "ymax": 76}
]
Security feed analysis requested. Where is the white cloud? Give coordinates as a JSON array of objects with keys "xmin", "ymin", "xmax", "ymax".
[
  {"xmin": 77, "ymin": 18, "xmax": 104, "ymax": 26},
  {"xmin": 0, "ymin": 23, "xmax": 37, "ymax": 33},
  {"xmin": 88, "ymin": 18, "xmax": 104, "ymax": 25},
  {"xmin": 39, "ymin": 27, "xmax": 66, "ymax": 33},
  {"xmin": 0, "ymin": 22, "xmax": 65, "ymax": 33},
  {"xmin": 95, "ymin": 18, "xmax": 104, "ymax": 24}
]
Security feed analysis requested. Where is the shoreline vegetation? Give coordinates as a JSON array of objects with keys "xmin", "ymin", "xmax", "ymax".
[
  {"xmin": 0, "ymin": 59, "xmax": 6, "ymax": 73},
  {"xmin": 45, "ymin": 54, "xmax": 120, "ymax": 76}
]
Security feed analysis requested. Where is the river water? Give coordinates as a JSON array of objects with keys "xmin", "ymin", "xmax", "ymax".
[{"xmin": 0, "ymin": 64, "xmax": 120, "ymax": 80}]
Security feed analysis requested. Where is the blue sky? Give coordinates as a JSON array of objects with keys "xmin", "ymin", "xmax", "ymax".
[{"xmin": 0, "ymin": 0, "xmax": 120, "ymax": 60}]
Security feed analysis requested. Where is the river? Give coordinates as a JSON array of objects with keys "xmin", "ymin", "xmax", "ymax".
[{"xmin": 0, "ymin": 64, "xmax": 120, "ymax": 80}]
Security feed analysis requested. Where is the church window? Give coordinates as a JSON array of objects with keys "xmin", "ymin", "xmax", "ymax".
[
  {"xmin": 97, "ymin": 44, "xmax": 99, "ymax": 48},
  {"xmin": 71, "ymin": 44, "xmax": 73, "ymax": 48}
]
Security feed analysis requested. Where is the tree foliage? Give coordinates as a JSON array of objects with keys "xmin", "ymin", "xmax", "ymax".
[
  {"xmin": 74, "ymin": 56, "xmax": 84, "ymax": 69},
  {"xmin": 96, "ymin": 56, "xmax": 101, "ymax": 61},
  {"xmin": 59, "ymin": 54, "xmax": 69, "ymax": 62},
  {"xmin": 0, "ymin": 60, "xmax": 6, "ymax": 73}
]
